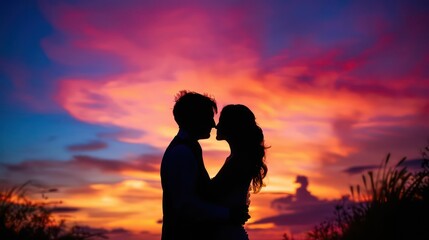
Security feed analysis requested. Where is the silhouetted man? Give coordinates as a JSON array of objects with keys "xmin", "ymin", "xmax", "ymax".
[{"xmin": 161, "ymin": 90, "xmax": 249, "ymax": 240}]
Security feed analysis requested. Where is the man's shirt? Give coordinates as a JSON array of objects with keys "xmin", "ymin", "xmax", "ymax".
[{"xmin": 160, "ymin": 129, "xmax": 229, "ymax": 240}]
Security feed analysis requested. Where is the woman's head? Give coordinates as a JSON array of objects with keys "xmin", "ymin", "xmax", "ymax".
[
  {"xmin": 216, "ymin": 104, "xmax": 257, "ymax": 142},
  {"xmin": 216, "ymin": 104, "xmax": 268, "ymax": 193}
]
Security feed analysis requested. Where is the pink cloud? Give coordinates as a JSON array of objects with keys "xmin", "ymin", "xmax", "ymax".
[{"xmin": 40, "ymin": 0, "xmax": 264, "ymax": 73}]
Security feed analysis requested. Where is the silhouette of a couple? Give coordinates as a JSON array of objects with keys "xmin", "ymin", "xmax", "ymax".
[{"xmin": 161, "ymin": 90, "xmax": 268, "ymax": 240}]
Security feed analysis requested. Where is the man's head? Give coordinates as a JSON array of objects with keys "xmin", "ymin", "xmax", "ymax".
[{"xmin": 173, "ymin": 90, "xmax": 217, "ymax": 140}]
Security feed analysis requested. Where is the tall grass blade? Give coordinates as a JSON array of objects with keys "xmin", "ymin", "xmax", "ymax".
[{"xmin": 395, "ymin": 157, "xmax": 407, "ymax": 167}]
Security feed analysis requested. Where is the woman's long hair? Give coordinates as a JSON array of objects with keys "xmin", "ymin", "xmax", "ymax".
[{"xmin": 219, "ymin": 104, "xmax": 268, "ymax": 193}]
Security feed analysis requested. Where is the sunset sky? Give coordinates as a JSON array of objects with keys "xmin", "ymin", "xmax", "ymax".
[{"xmin": 1, "ymin": 0, "xmax": 429, "ymax": 239}]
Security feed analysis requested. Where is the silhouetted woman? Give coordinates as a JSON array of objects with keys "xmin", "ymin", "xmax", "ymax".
[{"xmin": 208, "ymin": 104, "xmax": 268, "ymax": 240}]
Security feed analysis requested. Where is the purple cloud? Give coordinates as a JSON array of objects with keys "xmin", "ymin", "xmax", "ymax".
[
  {"xmin": 51, "ymin": 206, "xmax": 80, "ymax": 213},
  {"xmin": 109, "ymin": 228, "xmax": 130, "ymax": 234},
  {"xmin": 343, "ymin": 158, "xmax": 427, "ymax": 175},
  {"xmin": 253, "ymin": 175, "xmax": 349, "ymax": 234},
  {"xmin": 1, "ymin": 154, "xmax": 161, "ymax": 175},
  {"xmin": 71, "ymin": 155, "xmax": 130, "ymax": 172},
  {"xmin": 97, "ymin": 129, "xmax": 145, "ymax": 140},
  {"xmin": 342, "ymin": 164, "xmax": 378, "ymax": 175},
  {"xmin": 253, "ymin": 201, "xmax": 339, "ymax": 226},
  {"xmin": 0, "ymin": 153, "xmax": 162, "ymax": 187},
  {"xmin": 67, "ymin": 140, "xmax": 108, "ymax": 152}
]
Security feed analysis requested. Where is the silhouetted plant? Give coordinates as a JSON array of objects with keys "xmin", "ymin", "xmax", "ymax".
[
  {"xmin": 308, "ymin": 146, "xmax": 429, "ymax": 240},
  {"xmin": 0, "ymin": 182, "xmax": 107, "ymax": 240}
]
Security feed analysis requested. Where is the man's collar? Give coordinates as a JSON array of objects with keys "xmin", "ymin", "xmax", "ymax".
[
  {"xmin": 177, "ymin": 129, "xmax": 195, "ymax": 141},
  {"xmin": 177, "ymin": 129, "xmax": 201, "ymax": 146}
]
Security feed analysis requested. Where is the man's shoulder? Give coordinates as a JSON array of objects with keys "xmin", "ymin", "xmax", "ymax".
[
  {"xmin": 162, "ymin": 142, "xmax": 195, "ymax": 164},
  {"xmin": 164, "ymin": 143, "xmax": 193, "ymax": 156}
]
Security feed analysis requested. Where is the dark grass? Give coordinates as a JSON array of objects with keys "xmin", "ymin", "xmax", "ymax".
[
  {"xmin": 0, "ymin": 181, "xmax": 107, "ymax": 240},
  {"xmin": 306, "ymin": 145, "xmax": 429, "ymax": 240}
]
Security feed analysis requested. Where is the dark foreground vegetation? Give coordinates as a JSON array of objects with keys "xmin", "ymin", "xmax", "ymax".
[
  {"xmin": 0, "ymin": 182, "xmax": 106, "ymax": 240},
  {"xmin": 303, "ymin": 146, "xmax": 429, "ymax": 240}
]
